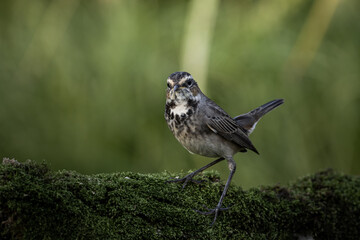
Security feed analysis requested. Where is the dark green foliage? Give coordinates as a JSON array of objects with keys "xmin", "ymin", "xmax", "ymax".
[{"xmin": 1, "ymin": 159, "xmax": 359, "ymax": 239}]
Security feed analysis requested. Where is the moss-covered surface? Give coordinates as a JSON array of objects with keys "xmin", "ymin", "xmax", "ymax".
[{"xmin": 0, "ymin": 159, "xmax": 359, "ymax": 239}]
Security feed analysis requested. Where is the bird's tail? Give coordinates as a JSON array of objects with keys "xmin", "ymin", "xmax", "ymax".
[{"xmin": 234, "ymin": 99, "xmax": 284, "ymax": 135}]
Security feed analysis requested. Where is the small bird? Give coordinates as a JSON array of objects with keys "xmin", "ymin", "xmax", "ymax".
[{"xmin": 164, "ymin": 71, "xmax": 284, "ymax": 225}]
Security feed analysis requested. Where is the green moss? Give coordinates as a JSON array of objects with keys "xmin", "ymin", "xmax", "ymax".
[{"xmin": 1, "ymin": 159, "xmax": 359, "ymax": 239}]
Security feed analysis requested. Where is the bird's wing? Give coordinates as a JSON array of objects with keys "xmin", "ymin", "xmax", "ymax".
[{"xmin": 206, "ymin": 115, "xmax": 259, "ymax": 154}]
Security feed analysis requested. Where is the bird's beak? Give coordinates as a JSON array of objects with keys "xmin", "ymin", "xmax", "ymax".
[
  {"xmin": 173, "ymin": 84, "xmax": 180, "ymax": 92},
  {"xmin": 170, "ymin": 84, "xmax": 182, "ymax": 99}
]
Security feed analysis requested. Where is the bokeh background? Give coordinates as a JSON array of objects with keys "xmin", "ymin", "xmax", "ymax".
[{"xmin": 0, "ymin": 0, "xmax": 359, "ymax": 188}]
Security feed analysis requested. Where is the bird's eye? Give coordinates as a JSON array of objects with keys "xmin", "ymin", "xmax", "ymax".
[
  {"xmin": 167, "ymin": 82, "xmax": 171, "ymax": 88},
  {"xmin": 185, "ymin": 79, "xmax": 192, "ymax": 87}
]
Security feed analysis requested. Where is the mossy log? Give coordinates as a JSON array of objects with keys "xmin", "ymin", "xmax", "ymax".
[{"xmin": 1, "ymin": 159, "xmax": 359, "ymax": 239}]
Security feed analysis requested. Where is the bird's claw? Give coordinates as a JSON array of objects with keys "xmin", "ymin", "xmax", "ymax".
[
  {"xmin": 195, "ymin": 204, "xmax": 232, "ymax": 226},
  {"xmin": 167, "ymin": 174, "xmax": 205, "ymax": 188},
  {"xmin": 166, "ymin": 173, "xmax": 205, "ymax": 188}
]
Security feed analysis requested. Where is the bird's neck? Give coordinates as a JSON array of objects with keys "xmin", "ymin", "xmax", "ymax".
[
  {"xmin": 169, "ymin": 93, "xmax": 200, "ymax": 107},
  {"xmin": 166, "ymin": 93, "xmax": 201, "ymax": 117}
]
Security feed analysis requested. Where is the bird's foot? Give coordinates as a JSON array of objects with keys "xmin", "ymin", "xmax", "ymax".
[
  {"xmin": 167, "ymin": 173, "xmax": 205, "ymax": 189},
  {"xmin": 195, "ymin": 204, "xmax": 231, "ymax": 226}
]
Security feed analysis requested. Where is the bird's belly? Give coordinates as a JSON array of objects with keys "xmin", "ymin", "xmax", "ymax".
[{"xmin": 176, "ymin": 129, "xmax": 239, "ymax": 158}]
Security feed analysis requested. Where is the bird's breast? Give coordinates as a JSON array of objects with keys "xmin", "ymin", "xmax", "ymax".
[{"xmin": 165, "ymin": 103, "xmax": 239, "ymax": 158}]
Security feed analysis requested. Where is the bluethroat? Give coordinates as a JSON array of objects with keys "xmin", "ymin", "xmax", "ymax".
[{"xmin": 164, "ymin": 71, "xmax": 284, "ymax": 225}]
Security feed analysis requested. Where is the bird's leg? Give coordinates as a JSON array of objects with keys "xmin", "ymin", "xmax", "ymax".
[
  {"xmin": 196, "ymin": 158, "xmax": 236, "ymax": 225},
  {"xmin": 167, "ymin": 157, "xmax": 225, "ymax": 189}
]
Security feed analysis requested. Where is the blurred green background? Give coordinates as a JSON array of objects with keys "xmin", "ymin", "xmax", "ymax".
[{"xmin": 0, "ymin": 0, "xmax": 359, "ymax": 188}]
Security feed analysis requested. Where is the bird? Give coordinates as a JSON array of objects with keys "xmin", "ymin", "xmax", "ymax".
[{"xmin": 164, "ymin": 71, "xmax": 284, "ymax": 225}]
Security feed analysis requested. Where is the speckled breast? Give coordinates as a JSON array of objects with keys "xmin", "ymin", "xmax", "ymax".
[{"xmin": 165, "ymin": 100, "xmax": 236, "ymax": 158}]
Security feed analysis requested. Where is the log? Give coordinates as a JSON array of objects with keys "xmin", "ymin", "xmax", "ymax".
[{"xmin": 1, "ymin": 158, "xmax": 359, "ymax": 239}]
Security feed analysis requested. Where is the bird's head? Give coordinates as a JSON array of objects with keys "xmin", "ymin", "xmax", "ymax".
[{"xmin": 166, "ymin": 72, "xmax": 201, "ymax": 102}]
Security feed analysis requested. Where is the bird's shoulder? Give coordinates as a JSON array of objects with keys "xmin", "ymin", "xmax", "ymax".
[{"xmin": 200, "ymin": 96, "xmax": 231, "ymax": 118}]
